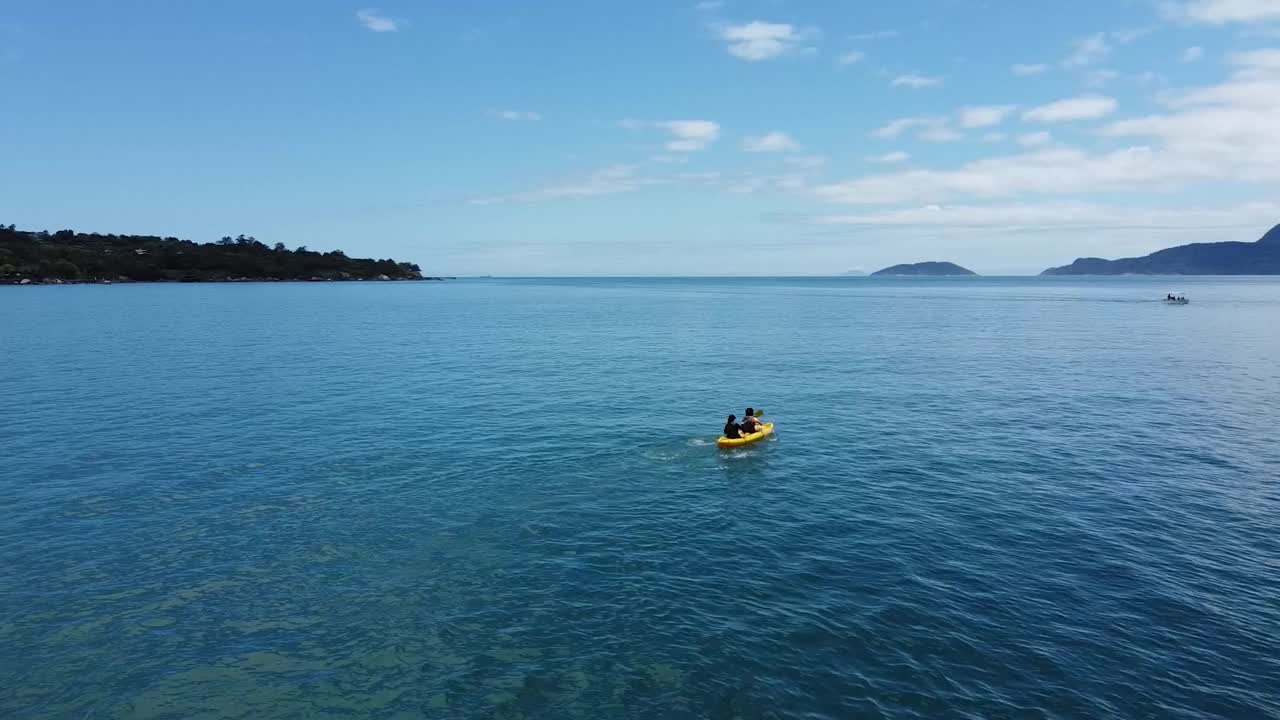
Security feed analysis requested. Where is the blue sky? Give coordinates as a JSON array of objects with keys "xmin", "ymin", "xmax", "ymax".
[{"xmin": 2, "ymin": 0, "xmax": 1279, "ymax": 275}]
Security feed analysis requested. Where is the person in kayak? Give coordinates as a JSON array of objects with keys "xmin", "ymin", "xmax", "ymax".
[
  {"xmin": 723, "ymin": 414, "xmax": 743, "ymax": 439},
  {"xmin": 740, "ymin": 408, "xmax": 762, "ymax": 434}
]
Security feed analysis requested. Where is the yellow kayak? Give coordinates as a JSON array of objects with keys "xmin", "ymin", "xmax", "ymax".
[{"xmin": 717, "ymin": 422, "xmax": 774, "ymax": 448}]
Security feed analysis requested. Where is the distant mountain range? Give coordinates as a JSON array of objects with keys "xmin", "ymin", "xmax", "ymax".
[
  {"xmin": 872, "ymin": 261, "xmax": 978, "ymax": 277},
  {"xmin": 1042, "ymin": 224, "xmax": 1280, "ymax": 275}
]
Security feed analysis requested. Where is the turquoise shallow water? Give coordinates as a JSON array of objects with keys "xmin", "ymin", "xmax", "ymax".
[{"xmin": 2, "ymin": 277, "xmax": 1279, "ymax": 719}]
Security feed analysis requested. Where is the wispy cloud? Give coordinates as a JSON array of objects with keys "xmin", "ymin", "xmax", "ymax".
[
  {"xmin": 958, "ymin": 105, "xmax": 1018, "ymax": 128},
  {"xmin": 742, "ymin": 131, "xmax": 801, "ymax": 153},
  {"xmin": 814, "ymin": 148, "xmax": 1151, "ymax": 205},
  {"xmin": 837, "ymin": 50, "xmax": 866, "ymax": 67},
  {"xmin": 1063, "ymin": 32, "xmax": 1110, "ymax": 67},
  {"xmin": 719, "ymin": 21, "xmax": 805, "ymax": 61},
  {"xmin": 872, "ymin": 116, "xmax": 935, "ymax": 139},
  {"xmin": 870, "ymin": 151, "xmax": 910, "ymax": 164},
  {"xmin": 785, "ymin": 155, "xmax": 827, "ymax": 170},
  {"xmin": 617, "ymin": 118, "xmax": 724, "ymax": 151},
  {"xmin": 490, "ymin": 110, "xmax": 541, "ymax": 121},
  {"xmin": 891, "ymin": 73, "xmax": 943, "ymax": 88},
  {"xmin": 1017, "ymin": 131, "xmax": 1053, "ymax": 147},
  {"xmin": 355, "ymin": 9, "xmax": 399, "ymax": 33},
  {"xmin": 1085, "ymin": 69, "xmax": 1121, "ymax": 87},
  {"xmin": 1023, "ymin": 95, "xmax": 1118, "ymax": 122},
  {"xmin": 1165, "ymin": 0, "xmax": 1280, "ymax": 24},
  {"xmin": 660, "ymin": 120, "xmax": 721, "ymax": 151},
  {"xmin": 919, "ymin": 125, "xmax": 963, "ymax": 143},
  {"xmin": 1011, "ymin": 63, "xmax": 1049, "ymax": 77},
  {"xmin": 811, "ymin": 201, "xmax": 1280, "ymax": 232},
  {"xmin": 875, "ymin": 106, "xmax": 1007, "ymax": 140},
  {"xmin": 1182, "ymin": 46, "xmax": 1204, "ymax": 62},
  {"xmin": 1063, "ymin": 29, "xmax": 1149, "ymax": 68},
  {"xmin": 850, "ymin": 30, "xmax": 900, "ymax": 40},
  {"xmin": 872, "ymin": 115, "xmax": 963, "ymax": 142},
  {"xmin": 469, "ymin": 165, "xmax": 651, "ymax": 205},
  {"xmin": 815, "ymin": 51, "xmax": 1280, "ymax": 207}
]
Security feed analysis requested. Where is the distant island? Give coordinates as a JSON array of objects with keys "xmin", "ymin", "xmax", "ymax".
[
  {"xmin": 0, "ymin": 225, "xmax": 435, "ymax": 284},
  {"xmin": 872, "ymin": 261, "xmax": 977, "ymax": 277},
  {"xmin": 1042, "ymin": 224, "xmax": 1280, "ymax": 275}
]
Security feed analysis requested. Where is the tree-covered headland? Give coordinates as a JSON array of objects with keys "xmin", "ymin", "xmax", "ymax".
[{"xmin": 0, "ymin": 225, "xmax": 437, "ymax": 284}]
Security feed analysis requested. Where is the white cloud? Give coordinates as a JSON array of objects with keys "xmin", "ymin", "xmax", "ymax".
[
  {"xmin": 786, "ymin": 154, "xmax": 827, "ymax": 169},
  {"xmin": 1183, "ymin": 46, "xmax": 1205, "ymax": 62},
  {"xmin": 850, "ymin": 30, "xmax": 900, "ymax": 40},
  {"xmin": 1063, "ymin": 29, "xmax": 1150, "ymax": 68},
  {"xmin": 1024, "ymin": 95, "xmax": 1118, "ymax": 122},
  {"xmin": 982, "ymin": 132, "xmax": 1007, "ymax": 142},
  {"xmin": 1167, "ymin": 0, "xmax": 1280, "ymax": 24},
  {"xmin": 723, "ymin": 170, "xmax": 814, "ymax": 194},
  {"xmin": 872, "ymin": 115, "xmax": 961, "ymax": 142},
  {"xmin": 1064, "ymin": 32, "xmax": 1110, "ymax": 67},
  {"xmin": 1111, "ymin": 27, "xmax": 1152, "ymax": 44},
  {"xmin": 815, "ymin": 51, "xmax": 1280, "ymax": 207},
  {"xmin": 959, "ymin": 105, "xmax": 1018, "ymax": 128},
  {"xmin": 719, "ymin": 21, "xmax": 803, "ymax": 61},
  {"xmin": 1012, "ymin": 63, "xmax": 1049, "ymax": 76},
  {"xmin": 676, "ymin": 171, "xmax": 723, "ymax": 184},
  {"xmin": 1085, "ymin": 68, "xmax": 1121, "ymax": 87},
  {"xmin": 470, "ymin": 165, "xmax": 651, "ymax": 205},
  {"xmin": 920, "ymin": 125, "xmax": 964, "ymax": 143},
  {"xmin": 356, "ymin": 9, "xmax": 399, "ymax": 33},
  {"xmin": 870, "ymin": 151, "xmax": 910, "ymax": 163},
  {"xmin": 1228, "ymin": 47, "xmax": 1280, "ymax": 69},
  {"xmin": 743, "ymin": 131, "xmax": 801, "ymax": 152},
  {"xmin": 814, "ymin": 148, "xmax": 1173, "ymax": 205},
  {"xmin": 1017, "ymin": 131, "xmax": 1053, "ymax": 147},
  {"xmin": 837, "ymin": 50, "xmax": 866, "ymax": 67},
  {"xmin": 1096, "ymin": 50, "xmax": 1280, "ymax": 178},
  {"xmin": 660, "ymin": 119, "xmax": 721, "ymax": 151},
  {"xmin": 490, "ymin": 110, "xmax": 541, "ymax": 121},
  {"xmin": 618, "ymin": 118, "xmax": 723, "ymax": 151},
  {"xmin": 812, "ymin": 201, "xmax": 1280, "ymax": 232},
  {"xmin": 872, "ymin": 116, "xmax": 934, "ymax": 139},
  {"xmin": 892, "ymin": 73, "xmax": 943, "ymax": 88}
]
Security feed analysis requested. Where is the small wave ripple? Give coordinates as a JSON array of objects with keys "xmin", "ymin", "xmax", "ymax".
[{"xmin": 1, "ymin": 278, "xmax": 1278, "ymax": 719}]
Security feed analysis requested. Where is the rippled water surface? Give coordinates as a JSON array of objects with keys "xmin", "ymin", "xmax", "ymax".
[{"xmin": 2, "ymin": 277, "xmax": 1279, "ymax": 719}]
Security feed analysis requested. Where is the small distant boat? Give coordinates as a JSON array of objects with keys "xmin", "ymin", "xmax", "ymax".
[{"xmin": 1164, "ymin": 293, "xmax": 1189, "ymax": 304}]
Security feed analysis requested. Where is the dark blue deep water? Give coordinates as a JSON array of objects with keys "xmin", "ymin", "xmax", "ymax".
[{"xmin": 2, "ymin": 277, "xmax": 1279, "ymax": 719}]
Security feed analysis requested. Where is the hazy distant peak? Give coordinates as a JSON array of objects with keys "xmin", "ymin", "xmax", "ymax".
[{"xmin": 871, "ymin": 261, "xmax": 977, "ymax": 276}]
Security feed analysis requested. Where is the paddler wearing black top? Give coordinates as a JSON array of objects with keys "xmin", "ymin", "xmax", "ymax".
[
  {"xmin": 723, "ymin": 414, "xmax": 743, "ymax": 439},
  {"xmin": 740, "ymin": 407, "xmax": 762, "ymax": 434}
]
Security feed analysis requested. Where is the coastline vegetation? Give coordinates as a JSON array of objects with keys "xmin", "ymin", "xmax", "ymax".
[{"xmin": 0, "ymin": 225, "xmax": 433, "ymax": 284}]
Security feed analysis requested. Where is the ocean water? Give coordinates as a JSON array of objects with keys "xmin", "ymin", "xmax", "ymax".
[{"xmin": 2, "ymin": 277, "xmax": 1278, "ymax": 720}]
